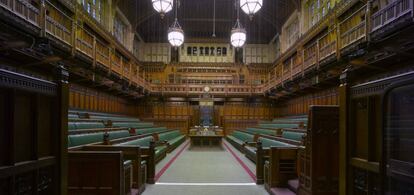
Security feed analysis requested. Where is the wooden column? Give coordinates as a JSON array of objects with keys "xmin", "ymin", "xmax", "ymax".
[
  {"xmin": 56, "ymin": 64, "xmax": 69, "ymax": 195},
  {"xmin": 339, "ymin": 67, "xmax": 351, "ymax": 195}
]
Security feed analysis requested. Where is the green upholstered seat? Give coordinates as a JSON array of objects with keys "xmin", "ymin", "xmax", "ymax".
[
  {"xmin": 67, "ymin": 130, "xmax": 130, "ymax": 147},
  {"xmin": 259, "ymin": 123, "xmax": 301, "ymax": 129},
  {"xmin": 116, "ymin": 136, "xmax": 154, "ymax": 147},
  {"xmin": 232, "ymin": 131, "xmax": 254, "ymax": 142},
  {"xmin": 68, "ymin": 114, "xmax": 78, "ymax": 119},
  {"xmin": 257, "ymin": 137, "xmax": 293, "ymax": 149},
  {"xmin": 112, "ymin": 122, "xmax": 154, "ymax": 129},
  {"xmin": 159, "ymin": 130, "xmax": 185, "ymax": 149},
  {"xmin": 246, "ymin": 128, "xmax": 277, "ymax": 136},
  {"xmin": 281, "ymin": 131, "xmax": 304, "ymax": 141},
  {"xmin": 68, "ymin": 132, "xmax": 104, "ymax": 147},
  {"xmin": 226, "ymin": 135, "xmax": 244, "ymax": 145},
  {"xmin": 69, "ymin": 121, "xmax": 105, "ymax": 130},
  {"xmin": 138, "ymin": 127, "xmax": 168, "ymax": 135},
  {"xmin": 108, "ymin": 130, "xmax": 130, "ymax": 140},
  {"xmin": 68, "ymin": 122, "xmax": 77, "ymax": 130},
  {"xmin": 91, "ymin": 115, "xmax": 141, "ymax": 122}
]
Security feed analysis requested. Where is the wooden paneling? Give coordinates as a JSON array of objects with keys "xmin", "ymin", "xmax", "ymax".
[
  {"xmin": 69, "ymin": 84, "xmax": 139, "ymax": 116},
  {"xmin": 275, "ymin": 88, "xmax": 339, "ymax": 116}
]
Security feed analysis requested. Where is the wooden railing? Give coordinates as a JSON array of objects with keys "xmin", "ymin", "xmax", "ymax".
[
  {"xmin": 303, "ymin": 42, "xmax": 318, "ymax": 70},
  {"xmin": 318, "ymin": 28, "xmax": 337, "ymax": 61},
  {"xmin": 371, "ymin": 0, "xmax": 413, "ymax": 32},
  {"xmin": 150, "ymin": 83, "xmax": 264, "ymax": 95},
  {"xmin": 339, "ymin": 5, "xmax": 367, "ymax": 49},
  {"xmin": 263, "ymin": 3, "xmax": 372, "ymax": 92},
  {"xmin": 0, "ymin": 0, "xmax": 40, "ymax": 26}
]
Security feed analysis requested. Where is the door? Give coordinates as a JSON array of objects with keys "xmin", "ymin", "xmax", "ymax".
[{"xmin": 383, "ymin": 80, "xmax": 414, "ymax": 194}]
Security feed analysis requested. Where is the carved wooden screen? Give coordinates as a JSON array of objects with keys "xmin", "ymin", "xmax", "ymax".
[{"xmin": 0, "ymin": 68, "xmax": 67, "ymax": 194}]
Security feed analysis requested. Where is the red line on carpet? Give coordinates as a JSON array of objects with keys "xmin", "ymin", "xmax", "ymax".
[
  {"xmin": 223, "ymin": 142, "xmax": 257, "ymax": 182},
  {"xmin": 155, "ymin": 141, "xmax": 190, "ymax": 181}
]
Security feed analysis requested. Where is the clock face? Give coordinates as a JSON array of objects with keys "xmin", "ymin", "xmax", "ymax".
[{"xmin": 204, "ymin": 86, "xmax": 210, "ymax": 92}]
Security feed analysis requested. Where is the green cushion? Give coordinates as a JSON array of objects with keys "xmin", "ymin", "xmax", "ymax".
[
  {"xmin": 246, "ymin": 128, "xmax": 277, "ymax": 136},
  {"xmin": 116, "ymin": 136, "xmax": 154, "ymax": 147},
  {"xmin": 108, "ymin": 130, "xmax": 130, "ymax": 140},
  {"xmin": 68, "ymin": 132, "xmax": 104, "ymax": 147},
  {"xmin": 68, "ymin": 123, "xmax": 77, "ymax": 130},
  {"xmin": 112, "ymin": 122, "xmax": 154, "ymax": 129},
  {"xmin": 227, "ymin": 135, "xmax": 244, "ymax": 145},
  {"xmin": 231, "ymin": 131, "xmax": 254, "ymax": 142},
  {"xmin": 259, "ymin": 123, "xmax": 301, "ymax": 129},
  {"xmin": 168, "ymin": 135, "xmax": 185, "ymax": 146},
  {"xmin": 159, "ymin": 130, "xmax": 182, "ymax": 141},
  {"xmin": 282, "ymin": 131, "xmax": 304, "ymax": 141},
  {"xmin": 68, "ymin": 114, "xmax": 78, "ymax": 119},
  {"xmin": 258, "ymin": 137, "xmax": 292, "ymax": 148},
  {"xmin": 138, "ymin": 127, "xmax": 168, "ymax": 135},
  {"xmin": 155, "ymin": 146, "xmax": 167, "ymax": 156},
  {"xmin": 72, "ymin": 122, "xmax": 105, "ymax": 130}
]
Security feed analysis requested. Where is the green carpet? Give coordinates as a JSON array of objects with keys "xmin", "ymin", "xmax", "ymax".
[{"xmin": 142, "ymin": 140, "xmax": 268, "ymax": 195}]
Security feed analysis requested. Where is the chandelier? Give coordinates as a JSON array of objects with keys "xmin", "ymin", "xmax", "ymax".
[
  {"xmin": 230, "ymin": 19, "xmax": 246, "ymax": 48},
  {"xmin": 168, "ymin": 19, "xmax": 184, "ymax": 47},
  {"xmin": 230, "ymin": 0, "xmax": 246, "ymax": 48},
  {"xmin": 168, "ymin": 0, "xmax": 184, "ymax": 47},
  {"xmin": 240, "ymin": 0, "xmax": 263, "ymax": 19},
  {"xmin": 152, "ymin": 0, "xmax": 173, "ymax": 18}
]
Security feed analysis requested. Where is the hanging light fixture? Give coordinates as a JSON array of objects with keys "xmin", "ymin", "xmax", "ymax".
[
  {"xmin": 231, "ymin": 0, "xmax": 246, "ymax": 48},
  {"xmin": 168, "ymin": 0, "xmax": 184, "ymax": 47},
  {"xmin": 240, "ymin": 0, "xmax": 263, "ymax": 19},
  {"xmin": 152, "ymin": 0, "xmax": 173, "ymax": 18},
  {"xmin": 230, "ymin": 19, "xmax": 246, "ymax": 48}
]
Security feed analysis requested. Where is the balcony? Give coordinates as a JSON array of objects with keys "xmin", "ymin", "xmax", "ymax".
[
  {"xmin": 150, "ymin": 83, "xmax": 263, "ymax": 96},
  {"xmin": 371, "ymin": 0, "xmax": 414, "ymax": 39}
]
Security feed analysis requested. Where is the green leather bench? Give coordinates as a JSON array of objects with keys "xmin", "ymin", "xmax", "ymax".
[
  {"xmin": 259, "ymin": 123, "xmax": 302, "ymax": 129},
  {"xmin": 68, "ymin": 121, "xmax": 106, "ymax": 131},
  {"xmin": 281, "ymin": 131, "xmax": 305, "ymax": 142},
  {"xmin": 68, "ymin": 130, "xmax": 131, "ymax": 148},
  {"xmin": 244, "ymin": 137, "xmax": 294, "ymax": 163},
  {"xmin": 90, "ymin": 115, "xmax": 141, "ymax": 122},
  {"xmin": 226, "ymin": 131, "xmax": 255, "ymax": 151},
  {"xmin": 138, "ymin": 127, "xmax": 168, "ymax": 135},
  {"xmin": 68, "ymin": 114, "xmax": 78, "ymax": 119},
  {"xmin": 112, "ymin": 122, "xmax": 154, "ymax": 129},
  {"xmin": 116, "ymin": 136, "xmax": 168, "ymax": 163},
  {"xmin": 159, "ymin": 130, "xmax": 186, "ymax": 151},
  {"xmin": 246, "ymin": 128, "xmax": 277, "ymax": 136}
]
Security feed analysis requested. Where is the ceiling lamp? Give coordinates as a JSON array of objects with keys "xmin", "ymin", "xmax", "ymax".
[
  {"xmin": 240, "ymin": 0, "xmax": 263, "ymax": 19},
  {"xmin": 230, "ymin": 0, "xmax": 246, "ymax": 48},
  {"xmin": 152, "ymin": 0, "xmax": 173, "ymax": 18},
  {"xmin": 230, "ymin": 19, "xmax": 246, "ymax": 48},
  {"xmin": 168, "ymin": 0, "xmax": 184, "ymax": 47}
]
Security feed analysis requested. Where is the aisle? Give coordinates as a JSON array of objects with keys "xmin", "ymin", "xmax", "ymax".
[{"xmin": 142, "ymin": 140, "xmax": 268, "ymax": 195}]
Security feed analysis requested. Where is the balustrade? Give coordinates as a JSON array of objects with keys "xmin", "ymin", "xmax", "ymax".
[
  {"xmin": 318, "ymin": 29, "xmax": 337, "ymax": 61},
  {"xmin": 45, "ymin": 2, "xmax": 72, "ymax": 44},
  {"xmin": 95, "ymin": 39, "xmax": 110, "ymax": 68},
  {"xmin": 291, "ymin": 54, "xmax": 302, "ymax": 78},
  {"xmin": 339, "ymin": 5, "xmax": 367, "ymax": 49},
  {"xmin": 371, "ymin": 0, "xmax": 413, "ymax": 32},
  {"xmin": 303, "ymin": 42, "xmax": 318, "ymax": 70},
  {"xmin": 0, "ymin": 0, "xmax": 39, "ymax": 26}
]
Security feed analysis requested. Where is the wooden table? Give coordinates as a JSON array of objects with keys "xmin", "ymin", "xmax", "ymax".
[{"xmin": 189, "ymin": 135, "xmax": 223, "ymax": 147}]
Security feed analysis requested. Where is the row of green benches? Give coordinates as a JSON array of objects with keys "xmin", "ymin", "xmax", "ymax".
[
  {"xmin": 226, "ymin": 117, "xmax": 307, "ymax": 185},
  {"xmin": 69, "ymin": 110, "xmax": 141, "ymax": 122},
  {"xmin": 68, "ymin": 127, "xmax": 172, "ymax": 147},
  {"xmin": 68, "ymin": 121, "xmax": 156, "ymax": 131}
]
